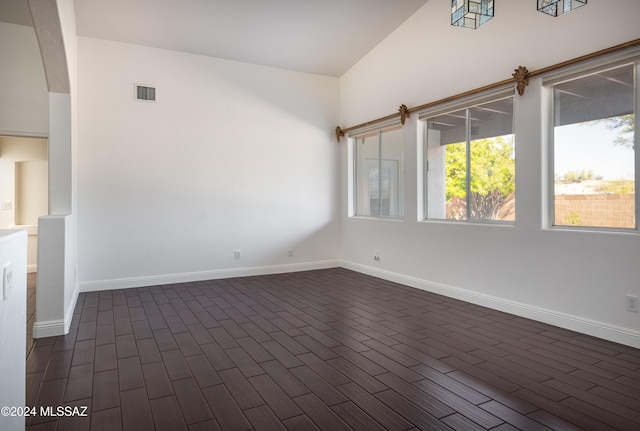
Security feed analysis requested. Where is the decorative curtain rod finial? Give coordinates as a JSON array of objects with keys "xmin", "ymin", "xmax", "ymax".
[
  {"xmin": 399, "ymin": 104, "xmax": 410, "ymax": 125},
  {"xmin": 335, "ymin": 126, "xmax": 345, "ymax": 142},
  {"xmin": 513, "ymin": 66, "xmax": 530, "ymax": 96}
]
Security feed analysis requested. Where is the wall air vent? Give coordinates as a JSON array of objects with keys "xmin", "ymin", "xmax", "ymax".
[{"xmin": 135, "ymin": 84, "xmax": 156, "ymax": 102}]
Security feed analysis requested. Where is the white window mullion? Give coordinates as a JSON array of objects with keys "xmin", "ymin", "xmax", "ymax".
[
  {"xmin": 465, "ymin": 108, "xmax": 472, "ymax": 220},
  {"xmin": 378, "ymin": 131, "xmax": 383, "ymax": 217},
  {"xmin": 635, "ymin": 61, "xmax": 639, "ymax": 230}
]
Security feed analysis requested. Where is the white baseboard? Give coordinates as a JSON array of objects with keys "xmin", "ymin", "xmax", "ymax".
[
  {"xmin": 340, "ymin": 260, "xmax": 640, "ymax": 349},
  {"xmin": 32, "ymin": 281, "xmax": 81, "ymax": 339},
  {"xmin": 80, "ymin": 260, "xmax": 341, "ymax": 292},
  {"xmin": 32, "ymin": 319, "xmax": 66, "ymax": 338}
]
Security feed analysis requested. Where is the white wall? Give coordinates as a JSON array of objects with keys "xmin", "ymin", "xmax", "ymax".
[
  {"xmin": 0, "ymin": 229, "xmax": 27, "ymax": 431},
  {"xmin": 31, "ymin": 0, "xmax": 80, "ymax": 338},
  {"xmin": 55, "ymin": 0, "xmax": 80, "ymax": 324},
  {"xmin": 77, "ymin": 37, "xmax": 340, "ymax": 289},
  {"xmin": 340, "ymin": 0, "xmax": 640, "ymax": 347},
  {"xmin": 0, "ymin": 22, "xmax": 48, "ymax": 137}
]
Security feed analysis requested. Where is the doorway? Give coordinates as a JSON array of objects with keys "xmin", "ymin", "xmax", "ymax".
[{"xmin": 0, "ymin": 135, "xmax": 48, "ymax": 272}]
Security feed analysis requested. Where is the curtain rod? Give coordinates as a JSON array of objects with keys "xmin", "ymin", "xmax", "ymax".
[{"xmin": 335, "ymin": 38, "xmax": 640, "ymax": 142}]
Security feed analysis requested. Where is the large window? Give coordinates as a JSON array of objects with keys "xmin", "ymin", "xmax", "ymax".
[
  {"xmin": 424, "ymin": 94, "xmax": 515, "ymax": 221},
  {"xmin": 354, "ymin": 125, "xmax": 404, "ymax": 218},
  {"xmin": 550, "ymin": 62, "xmax": 637, "ymax": 229}
]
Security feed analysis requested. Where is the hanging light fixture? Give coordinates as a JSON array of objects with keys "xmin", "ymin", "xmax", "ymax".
[
  {"xmin": 451, "ymin": 0, "xmax": 494, "ymax": 29},
  {"xmin": 537, "ymin": 0, "xmax": 586, "ymax": 17}
]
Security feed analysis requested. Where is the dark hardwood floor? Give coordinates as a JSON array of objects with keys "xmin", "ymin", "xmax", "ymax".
[{"xmin": 25, "ymin": 268, "xmax": 640, "ymax": 430}]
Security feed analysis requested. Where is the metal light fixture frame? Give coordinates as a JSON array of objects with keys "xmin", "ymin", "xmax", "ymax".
[
  {"xmin": 451, "ymin": 0, "xmax": 494, "ymax": 29},
  {"xmin": 537, "ymin": 0, "xmax": 587, "ymax": 17}
]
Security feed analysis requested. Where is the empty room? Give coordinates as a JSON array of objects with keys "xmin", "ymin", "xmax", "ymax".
[{"xmin": 1, "ymin": 0, "xmax": 639, "ymax": 430}]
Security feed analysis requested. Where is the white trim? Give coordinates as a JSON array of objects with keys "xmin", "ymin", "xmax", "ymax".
[
  {"xmin": 340, "ymin": 260, "xmax": 640, "ymax": 349},
  {"xmin": 27, "ymin": 264, "xmax": 37, "ymax": 273},
  {"xmin": 541, "ymin": 49, "xmax": 640, "ymax": 87},
  {"xmin": 32, "ymin": 283, "xmax": 78, "ymax": 338},
  {"xmin": 0, "ymin": 130, "xmax": 48, "ymax": 139},
  {"xmin": 32, "ymin": 319, "xmax": 66, "ymax": 338},
  {"xmin": 546, "ymin": 56, "xmax": 639, "ymax": 232},
  {"xmin": 346, "ymin": 119, "xmax": 402, "ymax": 139},
  {"xmin": 416, "ymin": 87, "xmax": 515, "ymax": 120},
  {"xmin": 349, "ymin": 216, "xmax": 404, "ymax": 223},
  {"xmin": 80, "ymin": 260, "xmax": 341, "ymax": 292},
  {"xmin": 636, "ymin": 60, "xmax": 640, "ymax": 231}
]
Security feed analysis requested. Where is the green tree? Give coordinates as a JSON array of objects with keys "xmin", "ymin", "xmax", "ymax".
[{"xmin": 446, "ymin": 136, "xmax": 515, "ymax": 220}]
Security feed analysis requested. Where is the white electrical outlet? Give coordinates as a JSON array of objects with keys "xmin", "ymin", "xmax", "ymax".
[
  {"xmin": 627, "ymin": 295, "xmax": 639, "ymax": 312},
  {"xmin": 0, "ymin": 202, "xmax": 12, "ymax": 210},
  {"xmin": 234, "ymin": 250, "xmax": 241, "ymax": 260},
  {"xmin": 2, "ymin": 262, "xmax": 14, "ymax": 301},
  {"xmin": 287, "ymin": 249, "xmax": 293, "ymax": 257},
  {"xmin": 374, "ymin": 250, "xmax": 380, "ymax": 261}
]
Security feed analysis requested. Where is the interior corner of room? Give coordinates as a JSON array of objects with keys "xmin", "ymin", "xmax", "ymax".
[{"xmin": 0, "ymin": 0, "xmax": 638, "ymax": 350}]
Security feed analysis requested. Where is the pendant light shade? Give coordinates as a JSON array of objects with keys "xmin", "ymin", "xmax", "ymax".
[
  {"xmin": 537, "ymin": 0, "xmax": 587, "ymax": 17},
  {"xmin": 451, "ymin": 0, "xmax": 494, "ymax": 29}
]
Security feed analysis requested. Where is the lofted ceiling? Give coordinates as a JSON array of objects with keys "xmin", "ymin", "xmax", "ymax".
[
  {"xmin": 72, "ymin": 0, "xmax": 429, "ymax": 76},
  {"xmin": 6, "ymin": 0, "xmax": 423, "ymax": 77}
]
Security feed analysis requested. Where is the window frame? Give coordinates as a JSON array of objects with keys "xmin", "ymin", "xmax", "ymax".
[
  {"xmin": 419, "ymin": 87, "xmax": 516, "ymax": 225},
  {"xmin": 350, "ymin": 122, "xmax": 404, "ymax": 220},
  {"xmin": 544, "ymin": 53, "xmax": 640, "ymax": 233}
]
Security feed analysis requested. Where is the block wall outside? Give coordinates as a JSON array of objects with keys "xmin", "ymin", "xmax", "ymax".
[{"xmin": 555, "ymin": 194, "xmax": 635, "ymax": 228}]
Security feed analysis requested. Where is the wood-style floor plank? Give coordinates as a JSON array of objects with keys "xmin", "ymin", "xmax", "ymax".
[
  {"xmin": 25, "ymin": 268, "xmax": 640, "ymax": 430},
  {"xmin": 292, "ymin": 393, "xmax": 351, "ymax": 431}
]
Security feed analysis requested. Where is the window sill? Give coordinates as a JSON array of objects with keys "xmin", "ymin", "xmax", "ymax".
[
  {"xmin": 419, "ymin": 219, "xmax": 515, "ymax": 228},
  {"xmin": 349, "ymin": 215, "xmax": 404, "ymax": 223},
  {"xmin": 545, "ymin": 225, "xmax": 638, "ymax": 235}
]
